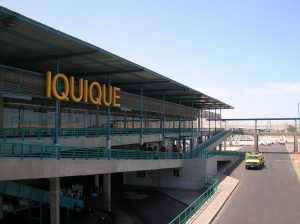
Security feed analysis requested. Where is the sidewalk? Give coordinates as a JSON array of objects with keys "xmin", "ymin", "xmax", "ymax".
[
  {"xmin": 157, "ymin": 188, "xmax": 200, "ymax": 205},
  {"xmin": 187, "ymin": 175, "xmax": 239, "ymax": 224},
  {"xmin": 286, "ymin": 143, "xmax": 300, "ymax": 183}
]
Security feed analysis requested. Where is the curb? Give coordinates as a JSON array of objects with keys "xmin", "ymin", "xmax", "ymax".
[{"xmin": 208, "ymin": 178, "xmax": 239, "ymax": 224}]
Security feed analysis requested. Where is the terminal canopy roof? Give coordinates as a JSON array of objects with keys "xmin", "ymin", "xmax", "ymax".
[{"xmin": 0, "ymin": 6, "xmax": 233, "ymax": 110}]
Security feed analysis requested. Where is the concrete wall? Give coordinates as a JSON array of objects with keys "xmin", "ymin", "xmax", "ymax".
[
  {"xmin": 124, "ymin": 157, "xmax": 217, "ymax": 190},
  {"xmin": 0, "ymin": 159, "xmax": 183, "ymax": 181}
]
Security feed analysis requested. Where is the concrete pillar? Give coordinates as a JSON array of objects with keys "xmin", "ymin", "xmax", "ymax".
[
  {"xmin": 103, "ymin": 174, "xmax": 111, "ymax": 212},
  {"xmin": 254, "ymin": 135, "xmax": 259, "ymax": 152},
  {"xmin": 294, "ymin": 136, "xmax": 298, "ymax": 154},
  {"xmin": 224, "ymin": 140, "xmax": 227, "ymax": 151},
  {"xmin": 229, "ymin": 136, "xmax": 233, "ymax": 146},
  {"xmin": 0, "ymin": 194, "xmax": 3, "ymax": 221},
  {"xmin": 50, "ymin": 177, "xmax": 60, "ymax": 224},
  {"xmin": 95, "ymin": 174, "xmax": 99, "ymax": 188},
  {"xmin": 219, "ymin": 143, "xmax": 222, "ymax": 151}
]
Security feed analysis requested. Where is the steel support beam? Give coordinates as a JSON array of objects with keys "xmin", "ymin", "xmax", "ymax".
[
  {"xmin": 5, "ymin": 50, "xmax": 99, "ymax": 64},
  {"xmin": 84, "ymin": 69, "xmax": 144, "ymax": 77},
  {"xmin": 200, "ymin": 109, "xmax": 203, "ymax": 143},
  {"xmin": 140, "ymin": 86, "xmax": 144, "ymax": 145},
  {"xmin": 162, "ymin": 92, "xmax": 166, "ymax": 140},
  {"xmin": 54, "ymin": 60, "xmax": 60, "ymax": 144},
  {"xmin": 208, "ymin": 109, "xmax": 211, "ymax": 138},
  {"xmin": 179, "ymin": 96, "xmax": 182, "ymax": 138},
  {"xmin": 191, "ymin": 101, "xmax": 194, "ymax": 136},
  {"xmin": 107, "ymin": 74, "xmax": 111, "ymax": 159},
  {"xmin": 219, "ymin": 109, "xmax": 222, "ymax": 129},
  {"xmin": 214, "ymin": 108, "xmax": 217, "ymax": 133}
]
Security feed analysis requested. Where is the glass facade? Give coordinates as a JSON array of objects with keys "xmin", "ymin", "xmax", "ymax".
[{"xmin": 2, "ymin": 97, "xmax": 196, "ymax": 129}]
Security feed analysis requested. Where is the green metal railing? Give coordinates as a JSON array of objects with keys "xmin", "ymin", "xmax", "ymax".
[
  {"xmin": 0, "ymin": 131, "xmax": 231, "ymax": 160},
  {"xmin": 185, "ymin": 131, "xmax": 232, "ymax": 159},
  {"xmin": 0, "ymin": 141, "xmax": 186, "ymax": 160},
  {"xmin": 197, "ymin": 174, "xmax": 216, "ymax": 189},
  {"xmin": 0, "ymin": 127, "xmax": 214, "ymax": 140},
  {"xmin": 169, "ymin": 176, "xmax": 218, "ymax": 224}
]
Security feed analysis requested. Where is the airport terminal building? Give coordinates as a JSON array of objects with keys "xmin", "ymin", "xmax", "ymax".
[{"xmin": 0, "ymin": 7, "xmax": 233, "ymax": 224}]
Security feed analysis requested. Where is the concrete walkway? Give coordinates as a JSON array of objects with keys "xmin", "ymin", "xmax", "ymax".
[
  {"xmin": 187, "ymin": 175, "xmax": 239, "ymax": 224},
  {"xmin": 157, "ymin": 188, "xmax": 200, "ymax": 205}
]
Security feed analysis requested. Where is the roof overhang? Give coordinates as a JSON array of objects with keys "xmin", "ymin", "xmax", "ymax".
[{"xmin": 0, "ymin": 6, "xmax": 233, "ymax": 110}]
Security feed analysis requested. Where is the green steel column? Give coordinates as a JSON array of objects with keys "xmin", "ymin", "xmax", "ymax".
[
  {"xmin": 179, "ymin": 96, "xmax": 182, "ymax": 138},
  {"xmin": 214, "ymin": 108, "xmax": 217, "ymax": 133},
  {"xmin": 208, "ymin": 109, "xmax": 211, "ymax": 138},
  {"xmin": 0, "ymin": 96, "xmax": 3, "ymax": 129},
  {"xmin": 219, "ymin": 109, "xmax": 222, "ymax": 129},
  {"xmin": 54, "ymin": 60, "xmax": 60, "ymax": 144},
  {"xmin": 197, "ymin": 110, "xmax": 200, "ymax": 132},
  {"xmin": 191, "ymin": 101, "xmax": 194, "ymax": 136},
  {"xmin": 140, "ymin": 86, "xmax": 144, "ymax": 145},
  {"xmin": 107, "ymin": 74, "xmax": 111, "ymax": 158},
  {"xmin": 162, "ymin": 92, "xmax": 166, "ymax": 140},
  {"xmin": 96, "ymin": 105, "xmax": 100, "ymax": 128},
  {"xmin": 200, "ymin": 109, "xmax": 203, "ymax": 143}
]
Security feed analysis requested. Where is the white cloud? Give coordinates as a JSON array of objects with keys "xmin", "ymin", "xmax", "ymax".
[
  {"xmin": 246, "ymin": 82, "xmax": 300, "ymax": 96},
  {"xmin": 267, "ymin": 82, "xmax": 300, "ymax": 93}
]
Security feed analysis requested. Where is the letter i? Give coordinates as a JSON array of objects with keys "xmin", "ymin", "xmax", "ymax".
[{"xmin": 46, "ymin": 71, "xmax": 52, "ymax": 97}]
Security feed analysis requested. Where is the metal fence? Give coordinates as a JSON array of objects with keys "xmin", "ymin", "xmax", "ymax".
[
  {"xmin": 169, "ymin": 176, "xmax": 218, "ymax": 224},
  {"xmin": 0, "ymin": 127, "xmax": 213, "ymax": 140}
]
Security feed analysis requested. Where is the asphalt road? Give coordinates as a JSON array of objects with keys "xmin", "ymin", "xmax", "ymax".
[{"xmin": 213, "ymin": 144, "xmax": 300, "ymax": 224}]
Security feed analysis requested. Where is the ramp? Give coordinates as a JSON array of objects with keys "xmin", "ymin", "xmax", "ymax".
[{"xmin": 186, "ymin": 131, "xmax": 232, "ymax": 159}]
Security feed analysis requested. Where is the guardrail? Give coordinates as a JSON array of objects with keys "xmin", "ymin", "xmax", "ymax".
[
  {"xmin": 0, "ymin": 141, "xmax": 186, "ymax": 160},
  {"xmin": 0, "ymin": 131, "xmax": 231, "ymax": 160},
  {"xmin": 197, "ymin": 174, "xmax": 216, "ymax": 189},
  {"xmin": 0, "ymin": 127, "xmax": 217, "ymax": 140},
  {"xmin": 169, "ymin": 176, "xmax": 218, "ymax": 224},
  {"xmin": 185, "ymin": 131, "xmax": 232, "ymax": 159}
]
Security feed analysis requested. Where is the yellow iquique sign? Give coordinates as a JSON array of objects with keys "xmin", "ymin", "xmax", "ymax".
[{"xmin": 46, "ymin": 71, "xmax": 121, "ymax": 107}]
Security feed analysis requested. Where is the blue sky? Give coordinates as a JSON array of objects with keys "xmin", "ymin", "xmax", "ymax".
[{"xmin": 1, "ymin": 0, "xmax": 300, "ymax": 118}]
